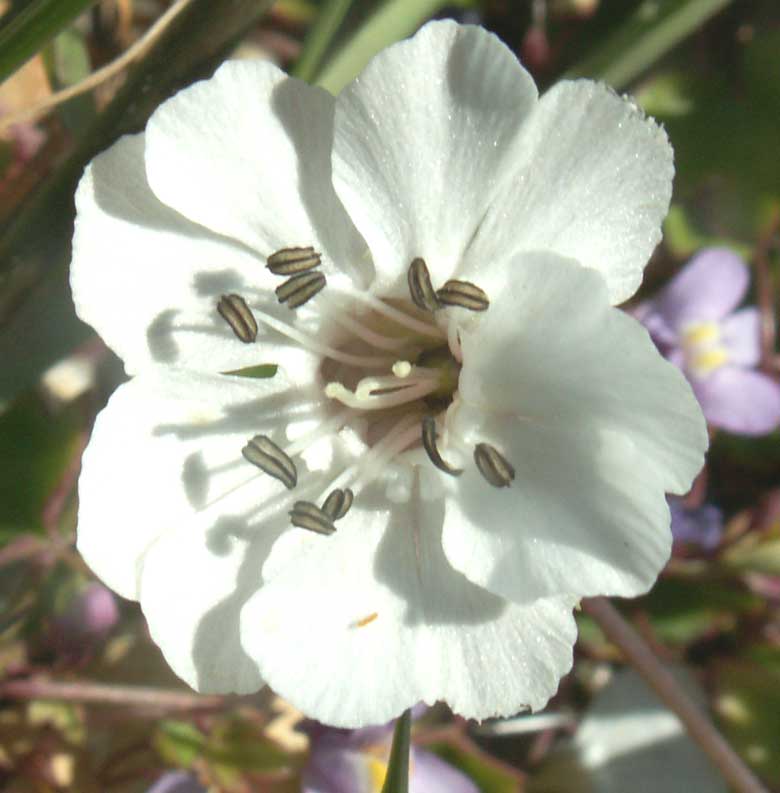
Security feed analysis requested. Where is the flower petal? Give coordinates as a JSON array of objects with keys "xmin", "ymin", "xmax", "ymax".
[
  {"xmin": 332, "ymin": 20, "xmax": 538, "ymax": 294},
  {"xmin": 462, "ymin": 81, "xmax": 673, "ymax": 305},
  {"xmin": 721, "ymin": 307, "xmax": 762, "ymax": 367},
  {"xmin": 72, "ymin": 134, "xmax": 322, "ymax": 379},
  {"xmin": 77, "ymin": 366, "xmax": 323, "ymax": 603},
  {"xmin": 646, "ymin": 248, "xmax": 749, "ymax": 328},
  {"xmin": 145, "ymin": 60, "xmax": 368, "ymax": 284},
  {"xmin": 240, "ymin": 494, "xmax": 577, "ymax": 727},
  {"xmin": 442, "ymin": 251, "xmax": 707, "ymax": 603},
  {"xmin": 693, "ymin": 366, "xmax": 780, "ymax": 435}
]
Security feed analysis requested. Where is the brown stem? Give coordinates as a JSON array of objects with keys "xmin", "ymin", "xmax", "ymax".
[
  {"xmin": 582, "ymin": 597, "xmax": 769, "ymax": 793},
  {"xmin": 0, "ymin": 677, "xmax": 230, "ymax": 713},
  {"xmin": 754, "ymin": 211, "xmax": 779, "ymax": 374}
]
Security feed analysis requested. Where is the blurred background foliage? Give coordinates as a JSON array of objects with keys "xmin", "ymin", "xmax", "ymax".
[{"xmin": 1, "ymin": 0, "xmax": 779, "ymax": 790}]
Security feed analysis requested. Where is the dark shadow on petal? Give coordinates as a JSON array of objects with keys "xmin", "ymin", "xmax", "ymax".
[
  {"xmin": 147, "ymin": 309, "xmax": 180, "ymax": 362},
  {"xmin": 191, "ymin": 513, "xmax": 287, "ymax": 692},
  {"xmin": 182, "ymin": 451, "xmax": 209, "ymax": 509},
  {"xmin": 370, "ymin": 474, "xmax": 504, "ymax": 627}
]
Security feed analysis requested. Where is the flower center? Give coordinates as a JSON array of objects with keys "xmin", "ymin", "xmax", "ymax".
[
  {"xmin": 215, "ymin": 249, "xmax": 516, "ymax": 535},
  {"xmin": 680, "ymin": 320, "xmax": 728, "ymax": 378}
]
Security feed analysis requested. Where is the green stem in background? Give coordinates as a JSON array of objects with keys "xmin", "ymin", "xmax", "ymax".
[
  {"xmin": 0, "ymin": 0, "xmax": 98, "ymax": 83},
  {"xmin": 315, "ymin": 0, "xmax": 449, "ymax": 94},
  {"xmin": 567, "ymin": 0, "xmax": 734, "ymax": 89},
  {"xmin": 292, "ymin": 0, "xmax": 356, "ymax": 83},
  {"xmin": 583, "ymin": 597, "xmax": 770, "ymax": 793},
  {"xmin": 381, "ymin": 708, "xmax": 412, "ymax": 793}
]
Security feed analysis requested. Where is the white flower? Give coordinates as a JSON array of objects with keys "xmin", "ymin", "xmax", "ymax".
[{"xmin": 71, "ymin": 20, "xmax": 707, "ymax": 727}]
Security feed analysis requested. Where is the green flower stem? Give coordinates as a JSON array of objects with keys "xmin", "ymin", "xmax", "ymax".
[
  {"xmin": 315, "ymin": 0, "xmax": 449, "ymax": 94},
  {"xmin": 583, "ymin": 596, "xmax": 769, "ymax": 793},
  {"xmin": 292, "ymin": 0, "xmax": 356, "ymax": 83},
  {"xmin": 567, "ymin": 0, "xmax": 734, "ymax": 89},
  {"xmin": 381, "ymin": 707, "xmax": 412, "ymax": 793}
]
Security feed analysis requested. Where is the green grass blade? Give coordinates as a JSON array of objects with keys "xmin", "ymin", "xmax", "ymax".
[
  {"xmin": 381, "ymin": 708, "xmax": 411, "ymax": 793},
  {"xmin": 292, "ymin": 0, "xmax": 356, "ymax": 83},
  {"xmin": 567, "ymin": 0, "xmax": 734, "ymax": 88},
  {"xmin": 0, "ymin": 0, "xmax": 98, "ymax": 83}
]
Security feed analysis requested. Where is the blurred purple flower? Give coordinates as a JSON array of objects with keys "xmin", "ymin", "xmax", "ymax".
[
  {"xmin": 635, "ymin": 248, "xmax": 780, "ymax": 435},
  {"xmin": 669, "ymin": 497, "xmax": 723, "ymax": 551},
  {"xmin": 145, "ymin": 771, "xmax": 205, "ymax": 793},
  {"xmin": 51, "ymin": 581, "xmax": 119, "ymax": 655},
  {"xmin": 302, "ymin": 719, "xmax": 478, "ymax": 793}
]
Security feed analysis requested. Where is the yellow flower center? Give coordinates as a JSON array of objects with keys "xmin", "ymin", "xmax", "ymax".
[{"xmin": 681, "ymin": 321, "xmax": 728, "ymax": 377}]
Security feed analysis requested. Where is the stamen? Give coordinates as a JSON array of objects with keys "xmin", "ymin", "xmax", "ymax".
[
  {"xmin": 241, "ymin": 435, "xmax": 298, "ymax": 490},
  {"xmin": 352, "ymin": 612, "xmax": 378, "ymax": 628},
  {"xmin": 447, "ymin": 317, "xmax": 463, "ymax": 363},
  {"xmin": 330, "ymin": 288, "xmax": 446, "ymax": 339},
  {"xmin": 407, "ymin": 257, "xmax": 441, "ymax": 312},
  {"xmin": 421, "ymin": 416, "xmax": 462, "ymax": 476},
  {"xmin": 217, "ymin": 294, "xmax": 258, "ymax": 343},
  {"xmin": 436, "ymin": 279, "xmax": 489, "ymax": 311},
  {"xmin": 284, "ymin": 409, "xmax": 352, "ymax": 458},
  {"xmin": 326, "ymin": 307, "xmax": 410, "ymax": 351},
  {"xmin": 250, "ymin": 309, "xmax": 396, "ymax": 369},
  {"xmin": 322, "ymin": 488, "xmax": 354, "ymax": 520},
  {"xmin": 275, "ymin": 271, "xmax": 326, "ymax": 309},
  {"xmin": 325, "ymin": 379, "xmax": 438, "ymax": 411},
  {"xmin": 267, "ymin": 246, "xmax": 322, "ymax": 276},
  {"xmin": 355, "ymin": 372, "xmax": 438, "ymax": 399},
  {"xmin": 289, "ymin": 500, "xmax": 336, "ymax": 535},
  {"xmin": 474, "ymin": 443, "xmax": 515, "ymax": 488}
]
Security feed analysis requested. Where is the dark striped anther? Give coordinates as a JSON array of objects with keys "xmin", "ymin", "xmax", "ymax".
[
  {"xmin": 436, "ymin": 279, "xmax": 489, "ymax": 312},
  {"xmin": 290, "ymin": 501, "xmax": 337, "ymax": 535},
  {"xmin": 275, "ymin": 271, "xmax": 326, "ymax": 309},
  {"xmin": 322, "ymin": 488, "xmax": 354, "ymax": 520},
  {"xmin": 267, "ymin": 246, "xmax": 322, "ymax": 276},
  {"xmin": 474, "ymin": 443, "xmax": 515, "ymax": 488},
  {"xmin": 241, "ymin": 434, "xmax": 297, "ymax": 490},
  {"xmin": 407, "ymin": 257, "xmax": 441, "ymax": 312},
  {"xmin": 217, "ymin": 294, "xmax": 258, "ymax": 343},
  {"xmin": 421, "ymin": 416, "xmax": 462, "ymax": 476}
]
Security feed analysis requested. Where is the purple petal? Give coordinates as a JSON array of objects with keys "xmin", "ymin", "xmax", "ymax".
[
  {"xmin": 669, "ymin": 498, "xmax": 723, "ymax": 551},
  {"xmin": 302, "ymin": 747, "xmax": 368, "ymax": 793},
  {"xmin": 145, "ymin": 771, "xmax": 206, "ymax": 793},
  {"xmin": 693, "ymin": 366, "xmax": 780, "ymax": 435},
  {"xmin": 633, "ymin": 302, "xmax": 679, "ymax": 349},
  {"xmin": 409, "ymin": 749, "xmax": 479, "ymax": 793},
  {"xmin": 721, "ymin": 307, "xmax": 762, "ymax": 367},
  {"xmin": 648, "ymin": 248, "xmax": 749, "ymax": 329}
]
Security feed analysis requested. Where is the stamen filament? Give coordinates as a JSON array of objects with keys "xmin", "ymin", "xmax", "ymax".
[
  {"xmin": 325, "ymin": 379, "xmax": 438, "ymax": 411},
  {"xmin": 355, "ymin": 373, "xmax": 438, "ymax": 399},
  {"xmin": 250, "ymin": 305, "xmax": 395, "ymax": 369},
  {"xmin": 331, "ymin": 288, "xmax": 446, "ymax": 340},
  {"xmin": 284, "ymin": 409, "xmax": 352, "ymax": 457},
  {"xmin": 324, "ymin": 304, "xmax": 411, "ymax": 351},
  {"xmin": 447, "ymin": 317, "xmax": 463, "ymax": 363}
]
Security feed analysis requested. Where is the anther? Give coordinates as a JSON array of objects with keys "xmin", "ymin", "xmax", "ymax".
[
  {"xmin": 474, "ymin": 443, "xmax": 515, "ymax": 488},
  {"xmin": 290, "ymin": 501, "xmax": 337, "ymax": 535},
  {"xmin": 217, "ymin": 294, "xmax": 258, "ymax": 343},
  {"xmin": 241, "ymin": 435, "xmax": 297, "ymax": 490},
  {"xmin": 275, "ymin": 271, "xmax": 326, "ymax": 309},
  {"xmin": 407, "ymin": 258, "xmax": 441, "ymax": 312},
  {"xmin": 436, "ymin": 280, "xmax": 489, "ymax": 311},
  {"xmin": 267, "ymin": 246, "xmax": 322, "ymax": 276},
  {"xmin": 422, "ymin": 416, "xmax": 462, "ymax": 476},
  {"xmin": 322, "ymin": 488, "xmax": 354, "ymax": 520}
]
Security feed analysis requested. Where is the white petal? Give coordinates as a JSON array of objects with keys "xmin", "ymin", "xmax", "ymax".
[
  {"xmin": 240, "ymin": 489, "xmax": 577, "ymax": 727},
  {"xmin": 77, "ymin": 366, "xmax": 325, "ymax": 603},
  {"xmin": 72, "ymin": 134, "xmax": 321, "ymax": 380},
  {"xmin": 463, "ymin": 81, "xmax": 673, "ymax": 305},
  {"xmin": 332, "ymin": 20, "xmax": 538, "ymax": 294},
  {"xmin": 442, "ymin": 252, "xmax": 707, "ymax": 604},
  {"xmin": 145, "ymin": 60, "xmax": 369, "ymax": 285}
]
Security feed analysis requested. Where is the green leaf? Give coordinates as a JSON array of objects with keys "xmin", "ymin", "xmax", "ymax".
[
  {"xmin": 381, "ymin": 708, "xmax": 411, "ymax": 793},
  {"xmin": 316, "ymin": 0, "xmax": 449, "ymax": 94},
  {"xmin": 0, "ymin": 391, "xmax": 82, "ymax": 535},
  {"xmin": 0, "ymin": 0, "xmax": 97, "ymax": 83},
  {"xmin": 566, "ymin": 0, "xmax": 734, "ymax": 88},
  {"xmin": 154, "ymin": 720, "xmax": 206, "ymax": 767},
  {"xmin": 43, "ymin": 28, "xmax": 97, "ymax": 132}
]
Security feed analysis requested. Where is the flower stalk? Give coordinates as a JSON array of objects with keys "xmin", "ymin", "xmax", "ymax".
[
  {"xmin": 381, "ymin": 708, "xmax": 412, "ymax": 793},
  {"xmin": 582, "ymin": 596, "xmax": 769, "ymax": 793}
]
